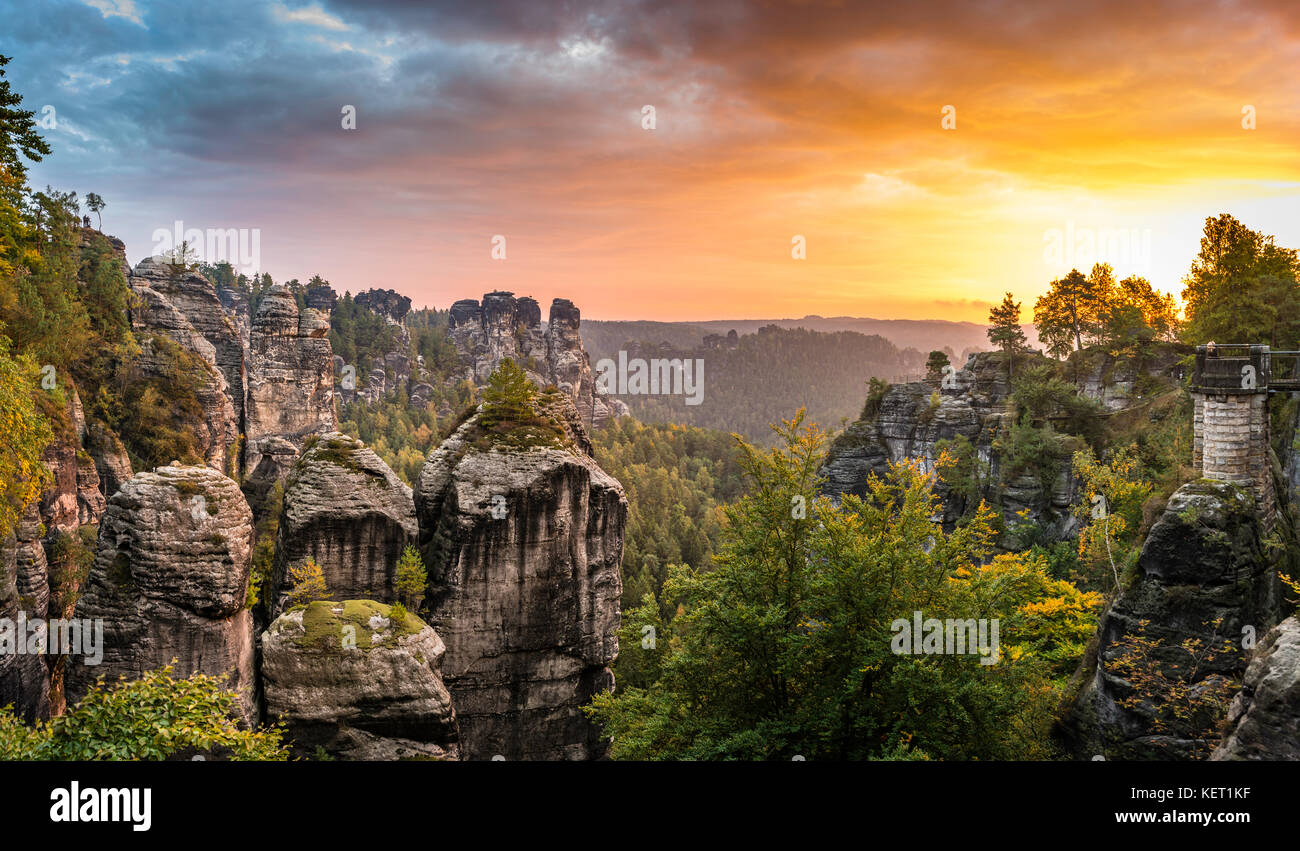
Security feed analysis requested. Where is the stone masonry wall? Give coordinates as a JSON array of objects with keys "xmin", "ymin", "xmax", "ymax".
[{"xmin": 1193, "ymin": 391, "xmax": 1275, "ymax": 531}]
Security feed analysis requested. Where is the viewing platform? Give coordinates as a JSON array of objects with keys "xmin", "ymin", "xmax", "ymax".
[{"xmin": 1193, "ymin": 343, "xmax": 1300, "ymax": 393}]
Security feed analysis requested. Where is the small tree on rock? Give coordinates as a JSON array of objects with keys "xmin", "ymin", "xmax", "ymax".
[
  {"xmin": 395, "ymin": 544, "xmax": 427, "ymax": 609},
  {"xmin": 285, "ymin": 557, "xmax": 330, "ymax": 607},
  {"xmin": 988, "ymin": 292, "xmax": 1027, "ymax": 379}
]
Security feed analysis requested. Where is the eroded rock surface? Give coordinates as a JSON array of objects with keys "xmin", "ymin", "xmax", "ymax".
[
  {"xmin": 67, "ymin": 464, "xmax": 257, "ymax": 723},
  {"xmin": 1212, "ymin": 616, "xmax": 1300, "ymax": 760},
  {"xmin": 271, "ymin": 432, "xmax": 416, "ymax": 616},
  {"xmin": 1057, "ymin": 480, "xmax": 1282, "ymax": 760},
  {"xmin": 261, "ymin": 600, "xmax": 458, "ymax": 760},
  {"xmin": 414, "ymin": 393, "xmax": 624, "ymax": 759},
  {"xmin": 244, "ymin": 286, "xmax": 336, "ymax": 486}
]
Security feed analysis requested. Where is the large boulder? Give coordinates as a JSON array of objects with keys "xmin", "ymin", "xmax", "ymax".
[
  {"xmin": 261, "ymin": 600, "xmax": 458, "ymax": 760},
  {"xmin": 1212, "ymin": 616, "xmax": 1300, "ymax": 760},
  {"xmin": 67, "ymin": 464, "xmax": 257, "ymax": 723},
  {"xmin": 414, "ymin": 391, "xmax": 624, "ymax": 759},
  {"xmin": 271, "ymin": 432, "xmax": 416, "ymax": 616}
]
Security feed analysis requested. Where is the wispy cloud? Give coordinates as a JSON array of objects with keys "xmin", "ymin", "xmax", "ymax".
[
  {"xmin": 81, "ymin": 0, "xmax": 144, "ymax": 26},
  {"xmin": 273, "ymin": 2, "xmax": 349, "ymax": 31}
]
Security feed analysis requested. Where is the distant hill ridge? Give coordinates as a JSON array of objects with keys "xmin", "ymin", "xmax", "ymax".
[{"xmin": 582, "ymin": 316, "xmax": 1039, "ymax": 362}]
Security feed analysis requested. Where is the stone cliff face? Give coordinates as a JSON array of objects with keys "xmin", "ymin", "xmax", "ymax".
[
  {"xmin": 820, "ymin": 351, "xmax": 1078, "ymax": 543},
  {"xmin": 262, "ymin": 600, "xmax": 458, "ymax": 760},
  {"xmin": 128, "ymin": 279, "xmax": 240, "ymax": 472},
  {"xmin": 244, "ymin": 286, "xmax": 337, "ymax": 487},
  {"xmin": 413, "ymin": 393, "xmax": 625, "ymax": 759},
  {"xmin": 0, "ymin": 528, "xmax": 51, "ymax": 723},
  {"xmin": 1212, "ymin": 616, "xmax": 1300, "ymax": 760},
  {"xmin": 271, "ymin": 432, "xmax": 416, "ymax": 616},
  {"xmin": 132, "ymin": 257, "xmax": 247, "ymax": 430},
  {"xmin": 1057, "ymin": 480, "xmax": 1282, "ymax": 759},
  {"xmin": 447, "ymin": 292, "xmax": 621, "ymax": 430},
  {"xmin": 68, "ymin": 464, "xmax": 257, "ymax": 723}
]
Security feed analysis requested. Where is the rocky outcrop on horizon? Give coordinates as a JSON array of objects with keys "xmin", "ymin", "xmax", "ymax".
[
  {"xmin": 270, "ymin": 432, "xmax": 416, "ymax": 616},
  {"xmin": 68, "ymin": 464, "xmax": 257, "ymax": 723},
  {"xmin": 261, "ymin": 600, "xmax": 459, "ymax": 760},
  {"xmin": 413, "ymin": 391, "xmax": 625, "ymax": 759},
  {"xmin": 244, "ymin": 286, "xmax": 337, "ymax": 489},
  {"xmin": 447, "ymin": 291, "xmax": 622, "ymax": 430}
]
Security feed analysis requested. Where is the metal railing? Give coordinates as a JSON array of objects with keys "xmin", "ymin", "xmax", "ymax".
[{"xmin": 1193, "ymin": 344, "xmax": 1269, "ymax": 393}]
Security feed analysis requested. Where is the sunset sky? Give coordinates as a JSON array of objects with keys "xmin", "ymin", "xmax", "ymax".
[{"xmin": 3, "ymin": 0, "xmax": 1300, "ymax": 321}]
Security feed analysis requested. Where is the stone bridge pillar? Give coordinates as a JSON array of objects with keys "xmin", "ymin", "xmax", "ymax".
[{"xmin": 1191, "ymin": 344, "xmax": 1275, "ymax": 529}]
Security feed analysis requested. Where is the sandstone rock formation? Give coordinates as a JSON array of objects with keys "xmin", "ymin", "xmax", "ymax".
[
  {"xmin": 1212, "ymin": 616, "xmax": 1300, "ymax": 760},
  {"xmin": 261, "ymin": 600, "xmax": 459, "ymax": 760},
  {"xmin": 0, "ymin": 528, "xmax": 51, "ymax": 723},
  {"xmin": 132, "ymin": 257, "xmax": 246, "ymax": 429},
  {"xmin": 85, "ymin": 420, "xmax": 133, "ymax": 501},
  {"xmin": 446, "ymin": 291, "xmax": 620, "ymax": 430},
  {"xmin": 128, "ymin": 281, "xmax": 240, "ymax": 472},
  {"xmin": 1057, "ymin": 480, "xmax": 1282, "ymax": 760},
  {"xmin": 819, "ymin": 351, "xmax": 1078, "ymax": 545},
  {"xmin": 244, "ymin": 286, "xmax": 336, "ymax": 486},
  {"xmin": 414, "ymin": 392, "xmax": 625, "ymax": 759},
  {"xmin": 354, "ymin": 288, "xmax": 411, "ymax": 323},
  {"xmin": 67, "ymin": 464, "xmax": 257, "ymax": 723},
  {"xmin": 271, "ymin": 432, "xmax": 416, "ymax": 616}
]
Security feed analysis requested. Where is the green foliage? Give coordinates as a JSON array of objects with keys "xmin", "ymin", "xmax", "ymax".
[
  {"xmin": 1181, "ymin": 213, "xmax": 1300, "ymax": 348},
  {"xmin": 328, "ymin": 292, "xmax": 400, "ymax": 377},
  {"xmin": 285, "ymin": 557, "xmax": 330, "ymax": 607},
  {"xmin": 860, "ymin": 376, "xmax": 889, "ymax": 421},
  {"xmin": 1071, "ymin": 445, "xmax": 1153, "ymax": 592},
  {"xmin": 608, "ymin": 326, "xmax": 921, "ymax": 444},
  {"xmin": 987, "ymin": 293, "xmax": 1026, "ymax": 379},
  {"xmin": 476, "ymin": 360, "xmax": 565, "ymax": 449},
  {"xmin": 934, "ymin": 434, "xmax": 984, "ymax": 519},
  {"xmin": 0, "ymin": 340, "xmax": 51, "ymax": 535},
  {"xmin": 925, "ymin": 350, "xmax": 950, "ymax": 382},
  {"xmin": 395, "ymin": 544, "xmax": 427, "ymax": 610},
  {"xmin": 0, "ymin": 665, "xmax": 288, "ymax": 760},
  {"xmin": 586, "ymin": 412, "xmax": 1100, "ymax": 760},
  {"xmin": 111, "ymin": 335, "xmax": 208, "ymax": 470},
  {"xmin": 247, "ymin": 480, "xmax": 283, "ymax": 610},
  {"xmin": 0, "ymin": 55, "xmax": 51, "ymax": 187},
  {"xmin": 593, "ymin": 417, "xmax": 746, "ymax": 687}
]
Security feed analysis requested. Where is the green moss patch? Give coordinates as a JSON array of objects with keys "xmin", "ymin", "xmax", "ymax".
[{"xmin": 293, "ymin": 599, "xmax": 424, "ymax": 651}]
